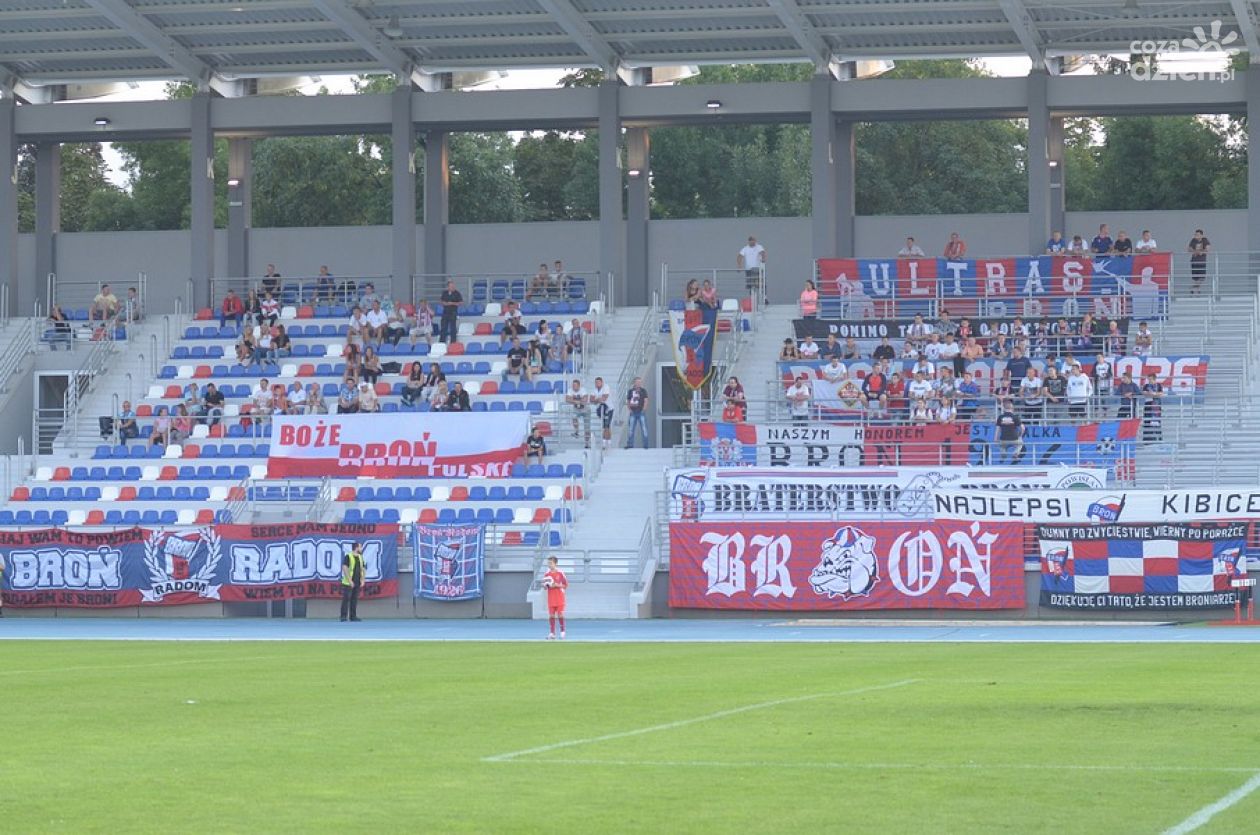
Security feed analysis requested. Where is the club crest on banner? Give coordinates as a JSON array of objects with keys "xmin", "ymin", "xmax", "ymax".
[
  {"xmin": 809, "ymin": 526, "xmax": 879, "ymax": 599},
  {"xmin": 141, "ymin": 528, "xmax": 223, "ymax": 602},
  {"xmin": 1087, "ymin": 495, "xmax": 1126, "ymax": 523},
  {"xmin": 1045, "ymin": 546, "xmax": 1073, "ymax": 582}
]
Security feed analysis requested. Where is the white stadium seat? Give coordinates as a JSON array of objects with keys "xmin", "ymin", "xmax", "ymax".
[
  {"xmin": 464, "ymin": 381, "xmax": 482, "ymax": 396},
  {"xmin": 33, "ymin": 467, "xmax": 52, "ymax": 482},
  {"xmin": 721, "ymin": 298, "xmax": 740, "ymax": 312},
  {"xmin": 66, "ymin": 510, "xmax": 86, "ymax": 526},
  {"xmin": 141, "ymin": 466, "xmax": 160, "ymax": 481},
  {"xmin": 512, "ymin": 507, "xmax": 534, "ymax": 524},
  {"xmin": 399, "ymin": 508, "xmax": 419, "ymax": 524},
  {"xmin": 279, "ymin": 364, "xmax": 298, "ymax": 379},
  {"xmin": 250, "ymin": 464, "xmax": 268, "ymax": 480},
  {"xmin": 588, "ymin": 301, "xmax": 603, "ymax": 315},
  {"xmin": 458, "ymin": 322, "xmax": 475, "ymax": 337},
  {"xmin": 163, "ymin": 444, "xmax": 183, "ymax": 460},
  {"xmin": 430, "ymin": 485, "xmax": 451, "ymax": 502},
  {"xmin": 176, "ymin": 509, "xmax": 197, "ymax": 525},
  {"xmin": 146, "ymin": 385, "xmax": 165, "ymax": 399},
  {"xmin": 280, "ymin": 306, "xmax": 298, "ymax": 320},
  {"xmin": 208, "ymin": 486, "xmax": 229, "ymax": 502},
  {"xmin": 544, "ymin": 485, "xmax": 564, "ymax": 501},
  {"xmin": 325, "ymin": 341, "xmax": 343, "ymax": 358},
  {"xmin": 490, "ymin": 361, "xmax": 507, "ymax": 375},
  {"xmin": 429, "ymin": 343, "xmax": 447, "ymax": 358},
  {"xmin": 224, "ymin": 404, "xmax": 241, "ymax": 417},
  {"xmin": 191, "ymin": 424, "xmax": 210, "ymax": 439},
  {"xmin": 484, "ymin": 303, "xmax": 502, "ymax": 317},
  {"xmin": 176, "ymin": 365, "xmax": 194, "ymax": 380},
  {"xmin": 542, "ymin": 401, "xmax": 557, "ymax": 414},
  {"xmin": 100, "ymin": 486, "xmax": 120, "ymax": 502}
]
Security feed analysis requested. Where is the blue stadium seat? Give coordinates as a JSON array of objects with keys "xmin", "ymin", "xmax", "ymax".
[
  {"xmin": 437, "ymin": 509, "xmax": 457, "ymax": 523},
  {"xmin": 553, "ymin": 508, "xmax": 573, "ymax": 524},
  {"xmin": 525, "ymin": 486, "xmax": 545, "ymax": 501},
  {"xmin": 84, "ymin": 487, "xmax": 102, "ymax": 501},
  {"xmin": 111, "ymin": 445, "xmax": 128, "ymax": 458},
  {"xmin": 472, "ymin": 402, "xmax": 488, "ymax": 412},
  {"xmin": 488, "ymin": 486, "xmax": 508, "ymax": 502},
  {"xmin": 72, "ymin": 466, "xmax": 89, "ymax": 480},
  {"xmin": 0, "ymin": 511, "xmax": 14, "ymax": 525},
  {"xmin": 525, "ymin": 465, "xmax": 545, "ymax": 478},
  {"xmin": 137, "ymin": 486, "xmax": 156, "ymax": 501},
  {"xmin": 159, "ymin": 365, "xmax": 177, "ymax": 379},
  {"xmin": 499, "ymin": 380, "xmax": 518, "ymax": 394},
  {"xmin": 545, "ymin": 464, "xmax": 565, "ymax": 478},
  {"xmin": 47, "ymin": 487, "xmax": 65, "ymax": 501},
  {"xmin": 104, "ymin": 510, "xmax": 124, "ymax": 525},
  {"xmin": 565, "ymin": 464, "xmax": 584, "ymax": 479},
  {"xmin": 174, "ymin": 486, "xmax": 192, "ymax": 501},
  {"xmin": 32, "ymin": 510, "xmax": 53, "ymax": 525},
  {"xmin": 66, "ymin": 487, "xmax": 84, "ymax": 501},
  {"xmin": 29, "ymin": 487, "xmax": 47, "ymax": 501},
  {"xmin": 122, "ymin": 510, "xmax": 142, "ymax": 525},
  {"xmin": 122, "ymin": 466, "xmax": 141, "ymax": 480},
  {"xmin": 469, "ymin": 486, "xmax": 488, "ymax": 501},
  {"xmin": 194, "ymin": 466, "xmax": 214, "ymax": 480},
  {"xmin": 509, "ymin": 464, "xmax": 526, "ymax": 478},
  {"xmin": 172, "ymin": 346, "xmax": 190, "ymax": 360},
  {"xmin": 213, "ymin": 466, "xmax": 234, "ymax": 480},
  {"xmin": 343, "ymin": 508, "xmax": 363, "ymax": 524},
  {"xmin": 190, "ymin": 346, "xmax": 208, "ymax": 359},
  {"xmin": 382, "ymin": 509, "xmax": 400, "ymax": 523},
  {"xmin": 494, "ymin": 508, "xmax": 513, "ymax": 524},
  {"xmin": 489, "ymin": 401, "xmax": 506, "ymax": 412},
  {"xmin": 14, "ymin": 510, "xmax": 34, "ymax": 525},
  {"xmin": 358, "ymin": 486, "xmax": 376, "ymax": 502},
  {"xmin": 413, "ymin": 487, "xmax": 431, "ymax": 501},
  {"xmin": 475, "ymin": 508, "xmax": 495, "ymax": 524},
  {"xmin": 507, "ymin": 486, "xmax": 526, "ymax": 501},
  {"xmin": 214, "ymin": 510, "xmax": 233, "ymax": 524},
  {"xmin": 154, "ymin": 486, "xmax": 173, "ymax": 501},
  {"xmin": 192, "ymin": 487, "xmax": 210, "ymax": 501},
  {"xmin": 521, "ymin": 531, "xmax": 540, "ymax": 546},
  {"xmin": 140, "ymin": 510, "xmax": 160, "ymax": 525},
  {"xmin": 508, "ymin": 401, "xmax": 525, "ymax": 412}
]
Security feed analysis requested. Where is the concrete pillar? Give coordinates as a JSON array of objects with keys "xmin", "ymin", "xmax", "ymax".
[
  {"xmin": 1248, "ymin": 69, "xmax": 1260, "ymax": 263},
  {"xmin": 1027, "ymin": 70, "xmax": 1052, "ymax": 256},
  {"xmin": 189, "ymin": 92, "xmax": 215, "ymax": 308},
  {"xmin": 625, "ymin": 127, "xmax": 649, "ymax": 306},
  {"xmin": 1048, "ymin": 117, "xmax": 1066, "ymax": 240},
  {"xmin": 810, "ymin": 75, "xmax": 838, "ymax": 261},
  {"xmin": 0, "ymin": 97, "xmax": 17, "ymax": 315},
  {"xmin": 34, "ymin": 142, "xmax": 60, "ymax": 298},
  {"xmin": 836, "ymin": 120, "xmax": 856, "ymax": 258},
  {"xmin": 391, "ymin": 86, "xmax": 417, "ymax": 298},
  {"xmin": 226, "ymin": 138, "xmax": 251, "ymax": 279},
  {"xmin": 422, "ymin": 130, "xmax": 448, "ymax": 281},
  {"xmin": 597, "ymin": 80, "xmax": 624, "ymax": 307}
]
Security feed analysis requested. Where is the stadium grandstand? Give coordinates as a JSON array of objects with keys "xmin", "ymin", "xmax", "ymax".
[{"xmin": 9, "ymin": 2, "xmax": 1260, "ymax": 832}]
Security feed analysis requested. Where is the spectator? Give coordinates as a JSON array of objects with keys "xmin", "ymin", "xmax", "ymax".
[
  {"xmin": 1188, "ymin": 228, "xmax": 1211, "ymax": 295},
  {"xmin": 1043, "ymin": 366, "xmax": 1066, "ymax": 422},
  {"xmin": 1104, "ymin": 320, "xmax": 1126, "ymax": 356},
  {"xmin": 269, "ymin": 384, "xmax": 289, "ymax": 417},
  {"xmin": 184, "ymin": 383, "xmax": 206, "ymax": 424},
  {"xmin": 342, "ymin": 342, "xmax": 361, "ymax": 378},
  {"xmin": 47, "ymin": 304, "xmax": 73, "ymax": 350},
  {"xmin": 1019, "ymin": 367, "xmax": 1044, "ymax": 421},
  {"xmin": 529, "ymin": 263, "xmax": 550, "ymax": 301},
  {"xmin": 1006, "ymin": 347, "xmax": 1031, "ymax": 384},
  {"xmin": 1113, "ymin": 230, "xmax": 1133, "ymax": 255},
  {"xmin": 526, "ymin": 338, "xmax": 545, "ymax": 382},
  {"xmin": 799, "ymin": 280, "xmax": 819, "ymax": 319},
  {"xmin": 1116, "ymin": 372, "xmax": 1140, "ymax": 419},
  {"xmin": 235, "ymin": 329, "xmax": 256, "ymax": 367},
  {"xmin": 150, "ymin": 406, "xmax": 171, "ymax": 448},
  {"xmin": 937, "ymin": 397, "xmax": 958, "ymax": 424},
  {"xmin": 723, "ymin": 375, "xmax": 747, "ymax": 411},
  {"xmin": 1141, "ymin": 373, "xmax": 1164, "ymax": 441},
  {"xmin": 841, "ymin": 337, "xmax": 861, "ymax": 361},
  {"xmin": 907, "ymin": 370, "xmax": 933, "ymax": 404},
  {"xmin": 799, "ymin": 335, "xmax": 820, "ymax": 360},
  {"xmin": 526, "ymin": 427, "xmax": 547, "ymax": 465},
  {"xmin": 822, "ymin": 357, "xmax": 847, "ymax": 385},
  {"xmin": 171, "ymin": 405, "xmax": 195, "ymax": 445},
  {"xmin": 347, "ymin": 305, "xmax": 368, "ymax": 345},
  {"xmin": 821, "ymin": 333, "xmax": 843, "ymax": 361},
  {"xmin": 316, "ymin": 265, "xmax": 335, "ymax": 303},
  {"xmin": 566, "ymin": 318, "xmax": 585, "ymax": 367},
  {"xmin": 923, "ymin": 332, "xmax": 943, "ymax": 362},
  {"xmin": 506, "ymin": 337, "xmax": 528, "ymax": 379},
  {"xmin": 625, "ymin": 377, "xmax": 650, "ymax": 448},
  {"xmin": 872, "ymin": 336, "xmax": 896, "ymax": 362},
  {"xmin": 1067, "ymin": 235, "xmax": 1088, "ymax": 256},
  {"xmin": 549, "ymin": 322, "xmax": 567, "ymax": 365},
  {"xmin": 698, "ymin": 280, "xmax": 719, "ymax": 311},
  {"xmin": 911, "ymin": 354, "xmax": 935, "ymax": 381},
  {"xmin": 1093, "ymin": 353, "xmax": 1114, "ymax": 416},
  {"xmin": 118, "ymin": 401, "xmax": 138, "ymax": 444},
  {"xmin": 935, "ymin": 310, "xmax": 958, "ymax": 337},
  {"xmin": 500, "ymin": 304, "xmax": 525, "ymax": 348},
  {"xmin": 1091, "ymin": 223, "xmax": 1113, "ymax": 255},
  {"xmin": 358, "ymin": 381, "xmax": 380, "ymax": 413},
  {"xmin": 989, "ymin": 332, "xmax": 1011, "ymax": 359},
  {"xmin": 957, "ymin": 372, "xmax": 980, "ymax": 421},
  {"xmin": 943, "ymin": 232, "xmax": 967, "ymax": 259},
  {"xmin": 908, "ymin": 314, "xmax": 931, "ymax": 352},
  {"xmin": 1134, "ymin": 230, "xmax": 1159, "ymax": 253},
  {"xmin": 204, "ymin": 383, "xmax": 225, "ymax": 427},
  {"xmin": 273, "ymin": 324, "xmax": 292, "ymax": 358},
  {"xmin": 262, "ymin": 264, "xmax": 281, "ymax": 296},
  {"xmin": 250, "ymin": 377, "xmax": 272, "ymax": 418},
  {"xmin": 1066, "ymin": 364, "xmax": 1093, "ymax": 420},
  {"xmin": 401, "ymin": 362, "xmax": 426, "ymax": 407},
  {"xmin": 439, "ymin": 281, "xmax": 462, "ymax": 344},
  {"xmin": 255, "ymin": 326, "xmax": 275, "ymax": 366},
  {"xmin": 364, "ymin": 300, "xmax": 388, "ymax": 346},
  {"xmin": 683, "ymin": 279, "xmax": 700, "ymax": 310},
  {"xmin": 384, "ymin": 306, "xmax": 407, "ymax": 347},
  {"xmin": 220, "ymin": 288, "xmax": 245, "ymax": 330},
  {"xmin": 361, "ymin": 347, "xmax": 382, "ymax": 385},
  {"xmin": 446, "ymin": 381, "xmax": 471, "ymax": 413},
  {"xmin": 1045, "ymin": 231, "xmax": 1066, "ymax": 254},
  {"xmin": 429, "ymin": 381, "xmax": 450, "ymax": 412},
  {"xmin": 422, "ymin": 361, "xmax": 446, "ymax": 394},
  {"xmin": 910, "ymin": 397, "xmax": 934, "ymax": 425},
  {"xmin": 936, "ymin": 367, "xmax": 958, "ymax": 405},
  {"xmin": 992, "ymin": 369, "xmax": 1014, "ymax": 408},
  {"xmin": 552, "ymin": 260, "xmax": 571, "ymax": 299},
  {"xmin": 591, "ymin": 376, "xmax": 613, "ymax": 449},
  {"xmin": 900, "ymin": 339, "xmax": 918, "ymax": 360},
  {"xmin": 566, "ymin": 379, "xmax": 590, "ymax": 445},
  {"xmin": 861, "ymin": 364, "xmax": 888, "ymax": 411},
  {"xmin": 359, "ymin": 283, "xmax": 381, "ymax": 310},
  {"xmin": 338, "ymin": 374, "xmax": 360, "ymax": 414},
  {"xmin": 284, "ymin": 382, "xmax": 303, "ymax": 415},
  {"xmin": 897, "ymin": 237, "xmax": 925, "ymax": 258},
  {"xmin": 305, "ymin": 383, "xmax": 328, "ymax": 415},
  {"xmin": 260, "ymin": 291, "xmax": 280, "ymax": 327},
  {"xmin": 993, "ymin": 401, "xmax": 1024, "ymax": 463},
  {"xmin": 1133, "ymin": 321, "xmax": 1153, "ymax": 357},
  {"xmin": 90, "ymin": 284, "xmax": 119, "ymax": 323},
  {"xmin": 123, "ymin": 287, "xmax": 143, "ymax": 324},
  {"xmin": 410, "ymin": 300, "xmax": 434, "ymax": 347},
  {"xmin": 244, "ymin": 289, "xmax": 262, "ymax": 326},
  {"xmin": 961, "ymin": 335, "xmax": 985, "ymax": 364},
  {"xmin": 786, "ymin": 374, "xmax": 812, "ymax": 425},
  {"xmin": 738, "ymin": 235, "xmax": 766, "ymax": 297}
]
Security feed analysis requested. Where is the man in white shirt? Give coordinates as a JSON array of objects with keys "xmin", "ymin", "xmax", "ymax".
[
  {"xmin": 1134, "ymin": 230, "xmax": 1158, "ymax": 252},
  {"xmin": 252, "ymin": 378, "xmax": 274, "ymax": 417},
  {"xmin": 897, "ymin": 237, "xmax": 926, "ymax": 258},
  {"xmin": 912, "ymin": 357, "xmax": 935, "ymax": 380},
  {"xmin": 364, "ymin": 300, "xmax": 389, "ymax": 346},
  {"xmin": 799, "ymin": 335, "xmax": 820, "ymax": 359},
  {"xmin": 358, "ymin": 381, "xmax": 380, "ymax": 413},
  {"xmin": 939, "ymin": 332, "xmax": 962, "ymax": 375},
  {"xmin": 923, "ymin": 333, "xmax": 943, "ymax": 361},
  {"xmin": 1066, "ymin": 365, "xmax": 1094, "ymax": 419},
  {"xmin": 348, "ymin": 305, "xmax": 369, "ymax": 344},
  {"xmin": 566, "ymin": 379, "xmax": 590, "ymax": 446},
  {"xmin": 907, "ymin": 314, "xmax": 932, "ymax": 351},
  {"xmin": 738, "ymin": 236, "xmax": 767, "ymax": 298},
  {"xmin": 1019, "ymin": 368, "xmax": 1044, "ymax": 421},
  {"xmin": 907, "ymin": 371, "xmax": 934, "ymax": 402},
  {"xmin": 822, "ymin": 357, "xmax": 847, "ymax": 385},
  {"xmin": 589, "ymin": 376, "xmax": 613, "ymax": 449},
  {"xmin": 786, "ymin": 374, "xmax": 812, "ymax": 425}
]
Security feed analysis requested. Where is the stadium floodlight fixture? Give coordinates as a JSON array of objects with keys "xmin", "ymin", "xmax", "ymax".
[
  {"xmin": 627, "ymin": 168, "xmax": 642, "ymax": 178},
  {"xmin": 227, "ymin": 178, "xmax": 241, "ymax": 188},
  {"xmin": 1048, "ymin": 160, "xmax": 1060, "ymax": 168},
  {"xmin": 94, "ymin": 117, "xmax": 111, "ymax": 128},
  {"xmin": 705, "ymin": 99, "xmax": 722, "ymax": 110}
]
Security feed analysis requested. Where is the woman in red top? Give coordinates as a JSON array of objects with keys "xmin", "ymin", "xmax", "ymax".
[
  {"xmin": 799, "ymin": 280, "xmax": 819, "ymax": 318},
  {"xmin": 543, "ymin": 556, "xmax": 568, "ymax": 640},
  {"xmin": 885, "ymin": 372, "xmax": 907, "ymax": 421}
]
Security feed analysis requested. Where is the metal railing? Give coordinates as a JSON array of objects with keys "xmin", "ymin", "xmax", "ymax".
[
  {"xmin": 208, "ymin": 274, "xmax": 396, "ymax": 311},
  {"xmin": 0, "ymin": 317, "xmax": 34, "ymax": 395},
  {"xmin": 660, "ymin": 264, "xmax": 765, "ymax": 313},
  {"xmin": 411, "ymin": 269, "xmax": 608, "ymax": 310},
  {"xmin": 47, "ymin": 272, "xmax": 148, "ymax": 324},
  {"xmin": 608, "ymin": 307, "xmax": 660, "ymax": 448}
]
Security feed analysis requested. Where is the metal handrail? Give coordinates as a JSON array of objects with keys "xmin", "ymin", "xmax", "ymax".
[
  {"xmin": 0, "ymin": 317, "xmax": 34, "ymax": 395},
  {"xmin": 209, "ymin": 274, "xmax": 397, "ymax": 309},
  {"xmin": 411, "ymin": 269, "xmax": 606, "ymax": 309}
]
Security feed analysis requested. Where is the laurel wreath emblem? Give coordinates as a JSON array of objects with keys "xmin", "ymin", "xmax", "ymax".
[{"xmin": 143, "ymin": 527, "xmax": 223, "ymax": 587}]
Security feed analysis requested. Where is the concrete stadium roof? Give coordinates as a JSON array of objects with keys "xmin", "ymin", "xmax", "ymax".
[{"xmin": 0, "ymin": 0, "xmax": 1253, "ymax": 91}]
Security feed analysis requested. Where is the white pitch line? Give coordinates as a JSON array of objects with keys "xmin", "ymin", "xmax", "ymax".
[
  {"xmin": 0, "ymin": 655, "xmax": 283, "ymax": 677},
  {"xmin": 499, "ymin": 758, "xmax": 1260, "ymax": 775},
  {"xmin": 481, "ymin": 679, "xmax": 918, "ymax": 763},
  {"xmin": 1161, "ymin": 771, "xmax": 1260, "ymax": 835}
]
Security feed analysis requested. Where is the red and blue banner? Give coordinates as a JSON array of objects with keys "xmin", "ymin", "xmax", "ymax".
[
  {"xmin": 697, "ymin": 422, "xmax": 760, "ymax": 466},
  {"xmin": 669, "ymin": 520, "xmax": 1025, "ymax": 610},
  {"xmin": 0, "ymin": 523, "xmax": 399, "ymax": 608},
  {"xmin": 817, "ymin": 253, "xmax": 1170, "ymax": 319},
  {"xmin": 413, "ymin": 523, "xmax": 485, "ymax": 601},
  {"xmin": 267, "ymin": 413, "xmax": 529, "ymax": 479},
  {"xmin": 1038, "ymin": 522, "xmax": 1248, "ymax": 609},
  {"xmin": 969, "ymin": 418, "xmax": 1139, "ymax": 474},
  {"xmin": 669, "ymin": 307, "xmax": 719, "ymax": 390}
]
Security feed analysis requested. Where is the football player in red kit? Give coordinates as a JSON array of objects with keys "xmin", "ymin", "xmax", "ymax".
[{"xmin": 543, "ymin": 555, "xmax": 568, "ymax": 640}]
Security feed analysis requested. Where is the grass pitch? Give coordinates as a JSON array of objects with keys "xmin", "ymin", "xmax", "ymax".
[{"xmin": 4, "ymin": 641, "xmax": 1260, "ymax": 834}]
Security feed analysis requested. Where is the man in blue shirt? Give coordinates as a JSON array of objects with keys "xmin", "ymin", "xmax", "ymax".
[
  {"xmin": 1090, "ymin": 223, "xmax": 1113, "ymax": 255},
  {"xmin": 1005, "ymin": 346, "xmax": 1031, "ymax": 384},
  {"xmin": 118, "ymin": 401, "xmax": 138, "ymax": 444},
  {"xmin": 1045, "ymin": 231, "xmax": 1066, "ymax": 254}
]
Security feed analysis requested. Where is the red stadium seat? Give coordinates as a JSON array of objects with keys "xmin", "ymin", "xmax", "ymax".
[
  {"xmin": 336, "ymin": 486, "xmax": 357, "ymax": 502},
  {"xmin": 85, "ymin": 510, "xmax": 105, "ymax": 525},
  {"xmin": 163, "ymin": 385, "xmax": 182, "ymax": 399},
  {"xmin": 531, "ymin": 508, "xmax": 550, "ymax": 523},
  {"xmin": 227, "ymin": 486, "xmax": 247, "ymax": 502},
  {"xmin": 449, "ymin": 486, "xmax": 469, "ymax": 501},
  {"xmin": 445, "ymin": 342, "xmax": 465, "ymax": 356},
  {"xmin": 193, "ymin": 365, "xmax": 212, "ymax": 378},
  {"xmin": 194, "ymin": 509, "xmax": 215, "ymax": 525},
  {"xmin": 118, "ymin": 486, "xmax": 137, "ymax": 501},
  {"xmin": 535, "ymin": 421, "xmax": 552, "ymax": 436},
  {"xmin": 52, "ymin": 467, "xmax": 71, "ymax": 482},
  {"xmin": 581, "ymin": 321, "xmax": 594, "ymax": 333},
  {"xmin": 160, "ymin": 466, "xmax": 178, "ymax": 481},
  {"xmin": 136, "ymin": 404, "xmax": 153, "ymax": 417},
  {"xmin": 418, "ymin": 508, "xmax": 438, "ymax": 523},
  {"xmin": 209, "ymin": 425, "xmax": 224, "ymax": 438},
  {"xmin": 480, "ymin": 380, "xmax": 498, "ymax": 394},
  {"xmin": 375, "ymin": 382, "xmax": 391, "ymax": 396},
  {"xmin": 740, "ymin": 297, "xmax": 753, "ymax": 312},
  {"xmin": 501, "ymin": 531, "xmax": 523, "ymax": 545},
  {"xmin": 182, "ymin": 444, "xmax": 200, "ymax": 459},
  {"xmin": 298, "ymin": 363, "xmax": 316, "ymax": 377},
  {"xmin": 10, "ymin": 486, "xmax": 28, "ymax": 501},
  {"xmin": 297, "ymin": 306, "xmax": 315, "ymax": 319},
  {"xmin": 563, "ymin": 485, "xmax": 583, "ymax": 500},
  {"xmin": 194, "ymin": 307, "xmax": 213, "ymax": 320},
  {"xmin": 717, "ymin": 319, "xmax": 732, "ymax": 333},
  {"xmin": 474, "ymin": 322, "xmax": 493, "ymax": 335}
]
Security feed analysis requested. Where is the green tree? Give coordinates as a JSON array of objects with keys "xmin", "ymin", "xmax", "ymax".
[
  {"xmin": 448, "ymin": 133, "xmax": 524, "ymax": 224},
  {"xmin": 15, "ymin": 143, "xmax": 119, "ymax": 232},
  {"xmin": 515, "ymin": 131, "xmax": 591, "ymax": 220},
  {"xmin": 252, "ymin": 135, "xmax": 391, "ymax": 227},
  {"xmin": 109, "ymin": 136, "xmax": 228, "ymax": 229}
]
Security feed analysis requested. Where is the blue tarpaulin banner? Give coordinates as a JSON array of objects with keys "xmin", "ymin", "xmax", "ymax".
[{"xmin": 413, "ymin": 523, "xmax": 485, "ymax": 601}]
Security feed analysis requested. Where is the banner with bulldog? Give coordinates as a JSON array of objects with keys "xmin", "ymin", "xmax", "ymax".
[
  {"xmin": 0, "ymin": 523, "xmax": 399, "ymax": 608},
  {"xmin": 668, "ymin": 520, "xmax": 1025, "ymax": 610}
]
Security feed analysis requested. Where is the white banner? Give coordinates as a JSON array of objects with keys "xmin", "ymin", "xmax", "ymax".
[
  {"xmin": 934, "ymin": 488, "xmax": 1260, "ymax": 523},
  {"xmin": 267, "ymin": 413, "xmax": 530, "ymax": 479},
  {"xmin": 668, "ymin": 466, "xmax": 1107, "ymax": 521}
]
